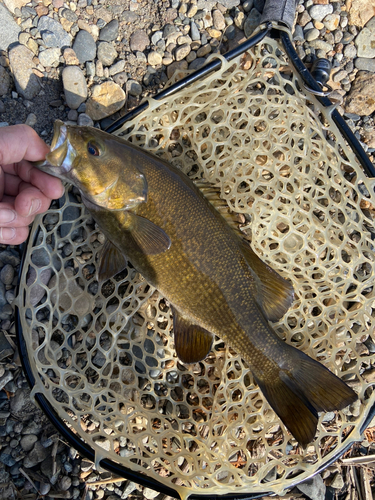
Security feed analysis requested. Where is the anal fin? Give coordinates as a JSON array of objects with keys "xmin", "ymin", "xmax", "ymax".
[{"xmin": 172, "ymin": 306, "xmax": 214, "ymax": 364}]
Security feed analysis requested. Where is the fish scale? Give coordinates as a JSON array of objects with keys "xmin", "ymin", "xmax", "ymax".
[{"xmin": 34, "ymin": 120, "xmax": 358, "ymax": 446}]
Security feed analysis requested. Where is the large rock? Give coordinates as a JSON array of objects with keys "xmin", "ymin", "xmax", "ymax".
[
  {"xmin": 62, "ymin": 66, "xmax": 87, "ymax": 109},
  {"xmin": 38, "ymin": 16, "xmax": 72, "ymax": 48},
  {"xmin": 0, "ymin": 4, "xmax": 20, "ymax": 51},
  {"xmin": 297, "ymin": 475, "xmax": 326, "ymax": 500},
  {"xmin": 349, "ymin": 0, "xmax": 375, "ymax": 28},
  {"xmin": 86, "ymin": 81, "xmax": 126, "ymax": 120},
  {"xmin": 355, "ymin": 17, "xmax": 375, "ymax": 57},
  {"xmin": 344, "ymin": 71, "xmax": 375, "ymax": 115},
  {"xmin": 8, "ymin": 44, "xmax": 41, "ymax": 99},
  {"xmin": 2, "ymin": 0, "xmax": 28, "ymax": 13}
]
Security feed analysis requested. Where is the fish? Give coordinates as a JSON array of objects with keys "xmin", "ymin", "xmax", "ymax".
[{"xmin": 34, "ymin": 120, "xmax": 357, "ymax": 446}]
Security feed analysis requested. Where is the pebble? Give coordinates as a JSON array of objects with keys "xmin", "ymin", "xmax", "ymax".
[
  {"xmin": 8, "ymin": 45, "xmax": 41, "ymax": 100},
  {"xmin": 130, "ymin": 29, "xmax": 150, "ymax": 52},
  {"xmin": 244, "ymin": 8, "xmax": 261, "ymax": 38},
  {"xmin": 308, "ymin": 39, "xmax": 333, "ymax": 52},
  {"xmin": 344, "ymin": 70, "xmax": 375, "ymax": 115},
  {"xmin": 0, "ymin": 4, "xmax": 21, "ymax": 51},
  {"xmin": 305, "ymin": 28, "xmax": 320, "ymax": 42},
  {"xmin": 113, "ymin": 71, "xmax": 127, "ymax": 86},
  {"xmin": 213, "ymin": 9, "xmax": 226, "ymax": 30},
  {"xmin": 109, "ymin": 59, "xmax": 125, "ymax": 76},
  {"xmin": 85, "ymin": 81, "xmax": 126, "ymax": 120},
  {"xmin": 355, "ymin": 19, "xmax": 375, "ymax": 58},
  {"xmin": 38, "ymin": 16, "xmax": 72, "ymax": 48},
  {"xmin": 99, "ymin": 19, "xmax": 119, "ymax": 42},
  {"xmin": 23, "ymin": 441, "xmax": 50, "ymax": 468},
  {"xmin": 0, "ymin": 265, "xmax": 13, "ymax": 286},
  {"xmin": 330, "ymin": 473, "xmax": 345, "ymax": 489},
  {"xmin": 59, "ymin": 476, "xmax": 72, "ymax": 490},
  {"xmin": 0, "ymin": 67, "xmax": 11, "ymax": 97},
  {"xmin": 97, "ymin": 42, "xmax": 117, "ymax": 66},
  {"xmin": 309, "ymin": 4, "xmax": 333, "ymax": 22},
  {"xmin": 62, "ymin": 66, "xmax": 87, "ymax": 109},
  {"xmin": 175, "ymin": 43, "xmax": 191, "ymax": 61},
  {"xmin": 126, "ymin": 79, "xmax": 142, "ymax": 96},
  {"xmin": 77, "ymin": 113, "xmax": 93, "ymax": 127},
  {"xmin": 143, "ymin": 487, "xmax": 159, "ymax": 499},
  {"xmin": 72, "ymin": 30, "xmax": 97, "ymax": 64},
  {"xmin": 355, "ymin": 57, "xmax": 375, "ymax": 72},
  {"xmin": 297, "ymin": 475, "xmax": 326, "ymax": 500},
  {"xmin": 148, "ymin": 51, "xmax": 163, "ymax": 66},
  {"xmin": 344, "ymin": 44, "xmax": 357, "ymax": 59},
  {"xmin": 25, "ymin": 112, "xmax": 37, "ymax": 127},
  {"xmin": 38, "ymin": 47, "xmax": 61, "ymax": 68},
  {"xmin": 20, "ymin": 434, "xmax": 38, "ymax": 452},
  {"xmin": 63, "ymin": 47, "xmax": 80, "ymax": 65},
  {"xmin": 323, "ymin": 13, "xmax": 340, "ymax": 31}
]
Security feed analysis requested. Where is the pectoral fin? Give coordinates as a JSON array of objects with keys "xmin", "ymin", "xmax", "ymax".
[
  {"xmin": 128, "ymin": 213, "xmax": 171, "ymax": 255},
  {"xmin": 240, "ymin": 241, "xmax": 294, "ymax": 322},
  {"xmin": 172, "ymin": 306, "xmax": 214, "ymax": 364},
  {"xmin": 97, "ymin": 239, "xmax": 127, "ymax": 281}
]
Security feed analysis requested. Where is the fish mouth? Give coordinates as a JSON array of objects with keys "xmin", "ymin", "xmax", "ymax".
[{"xmin": 34, "ymin": 120, "xmax": 76, "ymax": 178}]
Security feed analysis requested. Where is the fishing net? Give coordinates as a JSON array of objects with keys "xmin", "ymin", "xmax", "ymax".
[{"xmin": 18, "ymin": 35, "xmax": 375, "ymax": 498}]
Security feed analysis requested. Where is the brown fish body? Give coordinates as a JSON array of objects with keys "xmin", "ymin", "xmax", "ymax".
[
  {"xmin": 89, "ymin": 146, "xmax": 285, "ymax": 370},
  {"xmin": 35, "ymin": 121, "xmax": 357, "ymax": 446}
]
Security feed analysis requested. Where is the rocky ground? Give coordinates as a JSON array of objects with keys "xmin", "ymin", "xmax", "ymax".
[{"xmin": 0, "ymin": 0, "xmax": 374, "ymax": 499}]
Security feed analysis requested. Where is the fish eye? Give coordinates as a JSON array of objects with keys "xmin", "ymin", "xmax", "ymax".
[{"xmin": 87, "ymin": 142, "xmax": 101, "ymax": 156}]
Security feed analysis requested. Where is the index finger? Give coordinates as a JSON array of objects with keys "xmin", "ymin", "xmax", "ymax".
[{"xmin": 0, "ymin": 124, "xmax": 49, "ymax": 168}]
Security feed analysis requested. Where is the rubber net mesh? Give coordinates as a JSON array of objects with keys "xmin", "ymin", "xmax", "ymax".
[{"xmin": 19, "ymin": 36, "xmax": 375, "ymax": 498}]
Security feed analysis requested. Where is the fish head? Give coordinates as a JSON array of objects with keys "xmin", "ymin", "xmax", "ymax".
[{"xmin": 35, "ymin": 120, "xmax": 147, "ymax": 210}]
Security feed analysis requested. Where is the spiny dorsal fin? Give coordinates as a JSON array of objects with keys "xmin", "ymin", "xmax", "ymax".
[
  {"xmin": 240, "ymin": 241, "xmax": 294, "ymax": 322},
  {"xmin": 172, "ymin": 306, "xmax": 214, "ymax": 364},
  {"xmin": 97, "ymin": 239, "xmax": 127, "ymax": 282}
]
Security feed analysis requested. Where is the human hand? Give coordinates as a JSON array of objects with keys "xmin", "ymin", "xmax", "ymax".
[{"xmin": 0, "ymin": 124, "xmax": 64, "ymax": 245}]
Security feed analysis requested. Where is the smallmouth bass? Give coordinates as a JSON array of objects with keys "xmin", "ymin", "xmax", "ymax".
[{"xmin": 35, "ymin": 120, "xmax": 357, "ymax": 446}]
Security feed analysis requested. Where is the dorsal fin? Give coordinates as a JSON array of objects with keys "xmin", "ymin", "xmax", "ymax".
[
  {"xmin": 240, "ymin": 241, "xmax": 294, "ymax": 322},
  {"xmin": 194, "ymin": 179, "xmax": 294, "ymax": 322},
  {"xmin": 194, "ymin": 180, "xmax": 242, "ymax": 232}
]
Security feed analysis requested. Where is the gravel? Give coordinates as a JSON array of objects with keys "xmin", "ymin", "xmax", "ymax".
[{"xmin": 0, "ymin": 0, "xmax": 374, "ymax": 499}]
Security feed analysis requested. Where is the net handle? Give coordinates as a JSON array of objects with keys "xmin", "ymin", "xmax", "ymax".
[{"xmin": 261, "ymin": 0, "xmax": 297, "ymax": 31}]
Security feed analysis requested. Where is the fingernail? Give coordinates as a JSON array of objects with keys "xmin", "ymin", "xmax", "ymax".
[
  {"xmin": 0, "ymin": 209, "xmax": 15, "ymax": 223},
  {"xmin": 0, "ymin": 228, "xmax": 15, "ymax": 241},
  {"xmin": 28, "ymin": 199, "xmax": 41, "ymax": 216}
]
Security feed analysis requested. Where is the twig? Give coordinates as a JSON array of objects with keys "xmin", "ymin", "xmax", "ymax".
[
  {"xmin": 86, "ymin": 477, "xmax": 124, "ymax": 486},
  {"xmin": 350, "ymin": 466, "xmax": 363, "ymax": 500},
  {"xmin": 341, "ymin": 455, "xmax": 375, "ymax": 466},
  {"xmin": 19, "ymin": 468, "xmax": 39, "ymax": 495},
  {"xmin": 52, "ymin": 440, "xmax": 58, "ymax": 477},
  {"xmin": 360, "ymin": 468, "xmax": 372, "ymax": 500}
]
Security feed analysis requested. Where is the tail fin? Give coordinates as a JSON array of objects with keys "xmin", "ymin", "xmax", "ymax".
[{"xmin": 254, "ymin": 349, "xmax": 357, "ymax": 447}]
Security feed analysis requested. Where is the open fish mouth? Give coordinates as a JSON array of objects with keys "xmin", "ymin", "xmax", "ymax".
[
  {"xmin": 34, "ymin": 120, "xmax": 75, "ymax": 178},
  {"xmin": 49, "ymin": 120, "xmax": 68, "ymax": 158}
]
